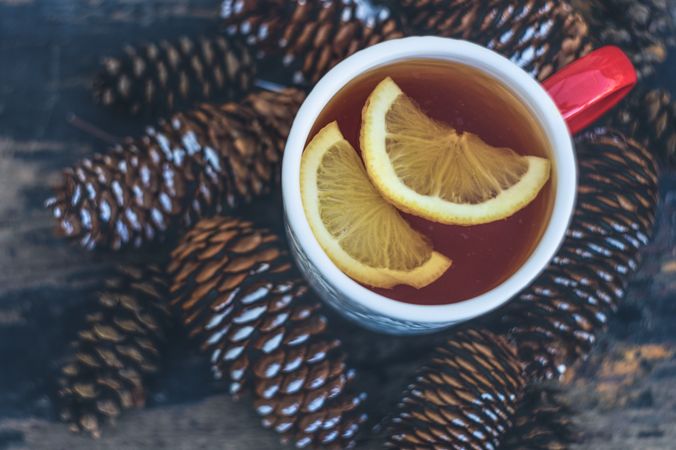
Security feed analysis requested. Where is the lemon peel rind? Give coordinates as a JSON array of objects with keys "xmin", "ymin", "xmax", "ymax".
[
  {"xmin": 300, "ymin": 121, "xmax": 451, "ymax": 289},
  {"xmin": 361, "ymin": 77, "xmax": 552, "ymax": 225}
]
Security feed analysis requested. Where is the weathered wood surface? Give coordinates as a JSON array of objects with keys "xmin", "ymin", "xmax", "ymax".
[{"xmin": 0, "ymin": 1, "xmax": 674, "ymax": 449}]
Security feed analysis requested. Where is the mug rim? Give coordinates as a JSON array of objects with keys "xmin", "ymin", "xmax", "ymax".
[{"xmin": 282, "ymin": 36, "xmax": 576, "ymax": 324}]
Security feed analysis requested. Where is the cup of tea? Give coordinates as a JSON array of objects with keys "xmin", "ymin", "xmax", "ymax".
[{"xmin": 282, "ymin": 37, "xmax": 636, "ymax": 334}]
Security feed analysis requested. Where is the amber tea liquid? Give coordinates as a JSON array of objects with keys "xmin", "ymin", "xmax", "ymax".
[{"xmin": 308, "ymin": 59, "xmax": 555, "ymax": 306}]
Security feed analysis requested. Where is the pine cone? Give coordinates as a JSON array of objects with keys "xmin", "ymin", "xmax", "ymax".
[
  {"xmin": 93, "ymin": 35, "xmax": 256, "ymax": 115},
  {"xmin": 168, "ymin": 216, "xmax": 367, "ymax": 448},
  {"xmin": 395, "ymin": 0, "xmax": 593, "ymax": 80},
  {"xmin": 47, "ymin": 88, "xmax": 304, "ymax": 250},
  {"xmin": 221, "ymin": 0, "xmax": 404, "ymax": 84},
  {"xmin": 607, "ymin": 88, "xmax": 676, "ymax": 167},
  {"xmin": 56, "ymin": 265, "xmax": 172, "ymax": 438},
  {"xmin": 571, "ymin": 0, "xmax": 675, "ymax": 78},
  {"xmin": 496, "ymin": 129, "xmax": 659, "ymax": 381},
  {"xmin": 386, "ymin": 328, "xmax": 526, "ymax": 449},
  {"xmin": 500, "ymin": 385, "xmax": 577, "ymax": 450}
]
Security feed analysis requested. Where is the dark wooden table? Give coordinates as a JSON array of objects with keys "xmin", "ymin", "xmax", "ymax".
[{"xmin": 1, "ymin": 1, "xmax": 675, "ymax": 449}]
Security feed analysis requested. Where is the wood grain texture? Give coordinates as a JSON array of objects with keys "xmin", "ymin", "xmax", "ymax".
[{"xmin": 0, "ymin": 0, "xmax": 675, "ymax": 449}]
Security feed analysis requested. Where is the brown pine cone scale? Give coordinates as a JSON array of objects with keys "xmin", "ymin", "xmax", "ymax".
[
  {"xmin": 500, "ymin": 385, "xmax": 578, "ymax": 450},
  {"xmin": 395, "ymin": 0, "xmax": 593, "ymax": 80},
  {"xmin": 497, "ymin": 129, "xmax": 658, "ymax": 380},
  {"xmin": 571, "ymin": 0, "xmax": 675, "ymax": 78},
  {"xmin": 56, "ymin": 265, "xmax": 171, "ymax": 438},
  {"xmin": 94, "ymin": 34, "xmax": 256, "ymax": 115},
  {"xmin": 386, "ymin": 328, "xmax": 526, "ymax": 449},
  {"xmin": 221, "ymin": 0, "xmax": 404, "ymax": 84},
  {"xmin": 607, "ymin": 88, "xmax": 676, "ymax": 167},
  {"xmin": 47, "ymin": 88, "xmax": 304, "ymax": 250},
  {"xmin": 169, "ymin": 216, "xmax": 366, "ymax": 448}
]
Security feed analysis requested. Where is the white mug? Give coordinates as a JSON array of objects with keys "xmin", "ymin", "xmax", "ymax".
[{"xmin": 281, "ymin": 37, "xmax": 630, "ymax": 334}]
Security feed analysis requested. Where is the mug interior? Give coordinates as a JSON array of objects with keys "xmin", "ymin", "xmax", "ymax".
[{"xmin": 282, "ymin": 37, "xmax": 576, "ymax": 324}]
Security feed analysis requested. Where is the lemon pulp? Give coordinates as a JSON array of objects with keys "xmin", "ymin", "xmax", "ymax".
[
  {"xmin": 300, "ymin": 121, "xmax": 451, "ymax": 289},
  {"xmin": 361, "ymin": 77, "xmax": 551, "ymax": 225}
]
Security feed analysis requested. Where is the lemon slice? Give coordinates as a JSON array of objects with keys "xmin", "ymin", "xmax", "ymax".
[
  {"xmin": 361, "ymin": 77, "xmax": 551, "ymax": 225},
  {"xmin": 300, "ymin": 121, "xmax": 451, "ymax": 289}
]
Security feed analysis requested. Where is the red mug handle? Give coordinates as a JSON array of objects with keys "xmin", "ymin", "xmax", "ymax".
[{"xmin": 541, "ymin": 46, "xmax": 637, "ymax": 135}]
